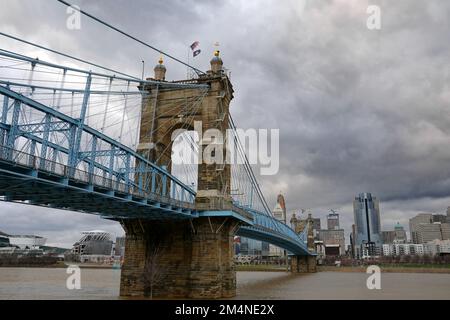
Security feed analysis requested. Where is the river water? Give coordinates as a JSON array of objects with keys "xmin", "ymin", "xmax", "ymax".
[{"xmin": 0, "ymin": 268, "xmax": 449, "ymax": 299}]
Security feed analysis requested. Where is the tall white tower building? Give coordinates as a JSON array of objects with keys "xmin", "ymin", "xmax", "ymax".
[{"xmin": 269, "ymin": 194, "xmax": 287, "ymax": 257}]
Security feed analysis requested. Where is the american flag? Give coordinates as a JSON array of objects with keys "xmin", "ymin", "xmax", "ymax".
[
  {"xmin": 190, "ymin": 41, "xmax": 201, "ymax": 58},
  {"xmin": 190, "ymin": 41, "xmax": 199, "ymax": 51}
]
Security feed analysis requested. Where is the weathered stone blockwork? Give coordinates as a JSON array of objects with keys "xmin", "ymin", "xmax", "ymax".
[
  {"xmin": 119, "ymin": 54, "xmax": 241, "ymax": 299},
  {"xmin": 120, "ymin": 217, "xmax": 239, "ymax": 298},
  {"xmin": 290, "ymin": 255, "xmax": 317, "ymax": 273},
  {"xmin": 137, "ymin": 55, "xmax": 234, "ymax": 210}
]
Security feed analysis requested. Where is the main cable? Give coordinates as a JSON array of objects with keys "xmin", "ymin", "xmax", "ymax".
[
  {"xmin": 0, "ymin": 31, "xmax": 141, "ymax": 80},
  {"xmin": 56, "ymin": 0, "xmax": 205, "ymax": 75}
]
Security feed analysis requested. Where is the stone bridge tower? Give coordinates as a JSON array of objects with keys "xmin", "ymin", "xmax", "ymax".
[
  {"xmin": 290, "ymin": 212, "xmax": 317, "ymax": 273},
  {"xmin": 137, "ymin": 51, "xmax": 233, "ymax": 209},
  {"xmin": 119, "ymin": 52, "xmax": 242, "ymax": 299}
]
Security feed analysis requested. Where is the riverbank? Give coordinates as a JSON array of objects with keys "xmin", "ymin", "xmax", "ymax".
[
  {"xmin": 0, "ymin": 261, "xmax": 115, "ymax": 269},
  {"xmin": 236, "ymin": 264, "xmax": 288, "ymax": 272},
  {"xmin": 236, "ymin": 264, "xmax": 450, "ymax": 273},
  {"xmin": 2, "ymin": 262, "xmax": 449, "ymax": 273},
  {"xmin": 0, "ymin": 259, "xmax": 64, "ymax": 268},
  {"xmin": 318, "ymin": 265, "xmax": 450, "ymax": 274}
]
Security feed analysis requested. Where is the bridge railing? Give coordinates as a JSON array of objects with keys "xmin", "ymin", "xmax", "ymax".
[
  {"xmin": 0, "ymin": 47, "xmax": 203, "ymax": 206},
  {"xmin": 0, "ymin": 145, "xmax": 196, "ymax": 209}
]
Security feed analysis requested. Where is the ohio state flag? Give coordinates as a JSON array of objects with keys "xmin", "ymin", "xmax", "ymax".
[{"xmin": 193, "ymin": 49, "xmax": 201, "ymax": 57}]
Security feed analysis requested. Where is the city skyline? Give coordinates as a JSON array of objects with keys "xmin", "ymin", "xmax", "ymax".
[
  {"xmin": 2, "ymin": 192, "xmax": 448, "ymax": 248},
  {"xmin": 1, "ymin": 1, "xmax": 450, "ymax": 248}
]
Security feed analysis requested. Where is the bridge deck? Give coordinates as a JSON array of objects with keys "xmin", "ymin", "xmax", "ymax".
[{"xmin": 0, "ymin": 146, "xmax": 197, "ymax": 219}]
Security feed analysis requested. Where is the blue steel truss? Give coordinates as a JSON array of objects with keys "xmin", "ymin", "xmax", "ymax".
[
  {"xmin": 0, "ymin": 49, "xmax": 312, "ymax": 256},
  {"xmin": 0, "ymin": 85, "xmax": 197, "ymax": 218},
  {"xmin": 236, "ymin": 208, "xmax": 309, "ymax": 256}
]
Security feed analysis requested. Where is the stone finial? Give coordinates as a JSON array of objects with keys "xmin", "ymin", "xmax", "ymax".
[
  {"xmin": 210, "ymin": 50, "xmax": 223, "ymax": 73},
  {"xmin": 154, "ymin": 56, "xmax": 166, "ymax": 80}
]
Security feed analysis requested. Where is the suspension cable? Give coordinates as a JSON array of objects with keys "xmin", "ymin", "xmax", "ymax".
[
  {"xmin": 56, "ymin": 0, "xmax": 205, "ymax": 75},
  {"xmin": 229, "ymin": 114, "xmax": 273, "ymax": 217},
  {"xmin": 0, "ymin": 31, "xmax": 141, "ymax": 80}
]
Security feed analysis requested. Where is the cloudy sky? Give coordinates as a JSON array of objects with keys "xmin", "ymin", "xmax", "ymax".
[{"xmin": 0, "ymin": 0, "xmax": 449, "ymax": 247}]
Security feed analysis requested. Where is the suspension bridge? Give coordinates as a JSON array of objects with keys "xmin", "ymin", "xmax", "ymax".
[{"xmin": 0, "ymin": 35, "xmax": 315, "ymax": 298}]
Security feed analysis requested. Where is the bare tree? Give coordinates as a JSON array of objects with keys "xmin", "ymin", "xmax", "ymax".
[
  {"xmin": 444, "ymin": 255, "xmax": 450, "ymax": 264},
  {"xmin": 410, "ymin": 254, "xmax": 419, "ymax": 264},
  {"xmin": 422, "ymin": 254, "xmax": 432, "ymax": 265},
  {"xmin": 433, "ymin": 254, "xmax": 442, "ymax": 265},
  {"xmin": 143, "ymin": 243, "xmax": 165, "ymax": 299}
]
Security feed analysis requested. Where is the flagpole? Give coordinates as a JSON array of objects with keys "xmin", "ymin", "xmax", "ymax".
[
  {"xmin": 188, "ymin": 41, "xmax": 200, "ymax": 79},
  {"xmin": 187, "ymin": 46, "xmax": 190, "ymax": 79}
]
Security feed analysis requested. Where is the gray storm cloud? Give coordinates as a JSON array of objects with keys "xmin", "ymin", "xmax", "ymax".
[{"xmin": 0, "ymin": 0, "xmax": 449, "ymax": 246}]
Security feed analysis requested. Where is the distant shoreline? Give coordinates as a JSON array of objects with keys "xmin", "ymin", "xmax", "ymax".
[
  {"xmin": 0, "ymin": 261, "xmax": 115, "ymax": 269},
  {"xmin": 1, "ymin": 264, "xmax": 449, "ymax": 274},
  {"xmin": 318, "ymin": 265, "xmax": 450, "ymax": 274},
  {"xmin": 236, "ymin": 265, "xmax": 289, "ymax": 272},
  {"xmin": 0, "ymin": 264, "xmax": 64, "ymax": 268},
  {"xmin": 237, "ymin": 264, "xmax": 450, "ymax": 273}
]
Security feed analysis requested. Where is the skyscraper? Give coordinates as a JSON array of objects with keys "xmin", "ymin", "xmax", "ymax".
[
  {"xmin": 353, "ymin": 193, "xmax": 382, "ymax": 257},
  {"xmin": 409, "ymin": 213, "xmax": 450, "ymax": 243},
  {"xmin": 409, "ymin": 213, "xmax": 433, "ymax": 244},
  {"xmin": 416, "ymin": 223, "xmax": 442, "ymax": 243},
  {"xmin": 269, "ymin": 193, "xmax": 287, "ymax": 257},
  {"xmin": 350, "ymin": 224, "xmax": 356, "ymax": 258},
  {"xmin": 272, "ymin": 194, "xmax": 286, "ymax": 223},
  {"xmin": 272, "ymin": 203, "xmax": 285, "ymax": 222},
  {"xmin": 432, "ymin": 214, "xmax": 447, "ymax": 224},
  {"xmin": 312, "ymin": 218, "xmax": 321, "ymax": 231},
  {"xmin": 441, "ymin": 223, "xmax": 450, "ymax": 240},
  {"xmin": 316, "ymin": 212, "xmax": 345, "ymax": 256},
  {"xmin": 327, "ymin": 211, "xmax": 340, "ymax": 230},
  {"xmin": 317, "ymin": 229, "xmax": 345, "ymax": 256}
]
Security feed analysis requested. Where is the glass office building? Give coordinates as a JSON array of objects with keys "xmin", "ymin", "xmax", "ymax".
[{"xmin": 353, "ymin": 193, "xmax": 382, "ymax": 257}]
